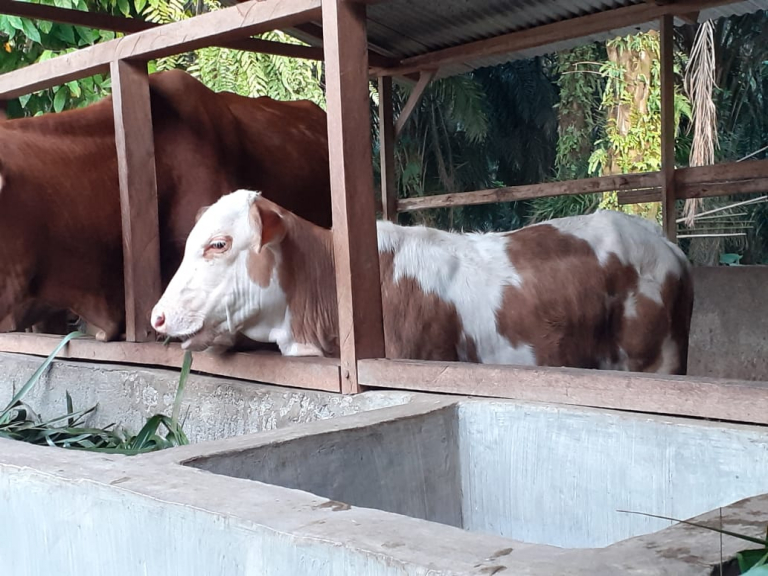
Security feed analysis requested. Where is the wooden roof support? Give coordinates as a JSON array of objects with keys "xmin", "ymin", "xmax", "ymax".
[
  {"xmin": 373, "ymin": 0, "xmax": 742, "ymax": 77},
  {"xmin": 394, "ymin": 69, "xmax": 435, "ymax": 139},
  {"xmin": 660, "ymin": 14, "xmax": 677, "ymax": 241},
  {"xmin": 0, "ymin": 0, "xmax": 321, "ymax": 99},
  {"xmin": 110, "ymin": 59, "xmax": 161, "ymax": 343},
  {"xmin": 378, "ymin": 76, "xmax": 398, "ymax": 222},
  {"xmin": 0, "ymin": 0, "xmax": 326, "ymax": 60},
  {"xmin": 323, "ymin": 0, "xmax": 385, "ymax": 394}
]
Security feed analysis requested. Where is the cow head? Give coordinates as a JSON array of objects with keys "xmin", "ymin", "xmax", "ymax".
[{"xmin": 151, "ymin": 189, "xmax": 288, "ymax": 351}]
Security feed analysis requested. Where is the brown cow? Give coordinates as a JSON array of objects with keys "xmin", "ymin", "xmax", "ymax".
[
  {"xmin": 0, "ymin": 70, "xmax": 331, "ymax": 340},
  {"xmin": 152, "ymin": 190, "xmax": 694, "ymax": 374}
]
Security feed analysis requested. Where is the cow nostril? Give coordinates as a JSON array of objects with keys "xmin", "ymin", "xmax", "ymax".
[{"xmin": 154, "ymin": 312, "xmax": 166, "ymax": 329}]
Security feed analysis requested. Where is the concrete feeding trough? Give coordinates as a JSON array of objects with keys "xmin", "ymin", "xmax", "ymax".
[{"xmin": 3, "ymin": 355, "xmax": 768, "ymax": 574}]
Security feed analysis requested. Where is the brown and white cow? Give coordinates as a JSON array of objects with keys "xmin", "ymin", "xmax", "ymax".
[
  {"xmin": 0, "ymin": 70, "xmax": 331, "ymax": 340},
  {"xmin": 151, "ymin": 190, "xmax": 694, "ymax": 374}
]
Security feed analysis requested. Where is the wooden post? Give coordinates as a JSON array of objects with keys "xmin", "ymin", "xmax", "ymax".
[
  {"xmin": 660, "ymin": 14, "xmax": 677, "ymax": 242},
  {"xmin": 110, "ymin": 59, "xmax": 162, "ymax": 342},
  {"xmin": 323, "ymin": 0, "xmax": 386, "ymax": 393},
  {"xmin": 378, "ymin": 76, "xmax": 397, "ymax": 222}
]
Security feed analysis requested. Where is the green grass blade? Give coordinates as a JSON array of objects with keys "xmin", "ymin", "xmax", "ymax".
[
  {"xmin": 0, "ymin": 331, "xmax": 83, "ymax": 422},
  {"xmin": 618, "ymin": 509, "xmax": 768, "ymax": 547},
  {"xmin": 172, "ymin": 351, "xmax": 192, "ymax": 426}
]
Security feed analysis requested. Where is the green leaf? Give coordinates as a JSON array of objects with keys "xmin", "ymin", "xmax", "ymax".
[
  {"xmin": 66, "ymin": 80, "xmax": 82, "ymax": 98},
  {"xmin": 53, "ymin": 87, "xmax": 67, "ymax": 113},
  {"xmin": 53, "ymin": 25, "xmax": 76, "ymax": 45},
  {"xmin": 38, "ymin": 20, "xmax": 53, "ymax": 35},
  {"xmin": 135, "ymin": 0, "xmax": 148, "ymax": 14},
  {"xmin": 6, "ymin": 16, "xmax": 24, "ymax": 32},
  {"xmin": 20, "ymin": 19, "xmax": 42, "ymax": 44},
  {"xmin": 0, "ymin": 332, "xmax": 83, "ymax": 422},
  {"xmin": 738, "ymin": 549, "xmax": 768, "ymax": 573},
  {"xmin": 117, "ymin": 0, "xmax": 130, "ymax": 16}
]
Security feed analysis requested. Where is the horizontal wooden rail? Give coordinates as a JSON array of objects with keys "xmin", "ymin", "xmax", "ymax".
[
  {"xmin": 0, "ymin": 0, "xmax": 321, "ymax": 99},
  {"xmin": 397, "ymin": 158, "xmax": 768, "ymax": 213},
  {"xmin": 358, "ymin": 358, "xmax": 768, "ymax": 426},
  {"xmin": 0, "ymin": 333, "xmax": 341, "ymax": 392},
  {"xmin": 619, "ymin": 158, "xmax": 768, "ymax": 204},
  {"xmin": 397, "ymin": 172, "xmax": 661, "ymax": 212}
]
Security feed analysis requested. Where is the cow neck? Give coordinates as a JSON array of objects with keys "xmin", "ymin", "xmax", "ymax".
[{"xmin": 277, "ymin": 216, "xmax": 340, "ymax": 357}]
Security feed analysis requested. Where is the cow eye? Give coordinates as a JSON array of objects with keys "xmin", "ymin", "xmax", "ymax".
[{"xmin": 207, "ymin": 239, "xmax": 229, "ymax": 252}]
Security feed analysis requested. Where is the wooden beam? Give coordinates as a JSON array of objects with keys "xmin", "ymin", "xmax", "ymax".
[
  {"xmin": 677, "ymin": 157, "xmax": 768, "ymax": 184},
  {"xmin": 0, "ymin": 0, "xmax": 326, "ymax": 61},
  {"xmin": 394, "ymin": 69, "xmax": 435, "ymax": 138},
  {"xmin": 374, "ymin": 0, "xmax": 742, "ymax": 77},
  {"xmin": 358, "ymin": 358, "xmax": 768, "ymax": 426},
  {"xmin": 110, "ymin": 60, "xmax": 161, "ymax": 343},
  {"xmin": 0, "ymin": 333, "xmax": 341, "ymax": 392},
  {"xmin": 0, "ymin": 0, "xmax": 322, "ymax": 99},
  {"xmin": 660, "ymin": 14, "xmax": 677, "ymax": 241},
  {"xmin": 323, "ymin": 0, "xmax": 385, "ymax": 394},
  {"xmin": 0, "ymin": 0, "xmax": 153, "ymax": 32},
  {"xmin": 620, "ymin": 176, "xmax": 768, "ymax": 204},
  {"xmin": 378, "ymin": 76, "xmax": 397, "ymax": 222},
  {"xmin": 397, "ymin": 172, "xmax": 661, "ymax": 213}
]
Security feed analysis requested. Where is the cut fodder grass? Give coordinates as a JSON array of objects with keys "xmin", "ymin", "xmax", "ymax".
[{"xmin": 0, "ymin": 331, "xmax": 192, "ymax": 455}]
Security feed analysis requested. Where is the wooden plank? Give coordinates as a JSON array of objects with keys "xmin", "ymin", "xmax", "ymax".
[
  {"xmin": 0, "ymin": 0, "xmax": 325, "ymax": 60},
  {"xmin": 378, "ymin": 76, "xmax": 397, "ymax": 222},
  {"xmin": 0, "ymin": 0, "xmax": 153, "ymax": 32},
  {"xmin": 0, "ymin": 0, "xmax": 322, "ymax": 99},
  {"xmin": 677, "ymin": 157, "xmax": 768, "ymax": 185},
  {"xmin": 111, "ymin": 60, "xmax": 161, "ymax": 343},
  {"xmin": 374, "ymin": 0, "xmax": 742, "ymax": 77},
  {"xmin": 394, "ymin": 69, "xmax": 434, "ymax": 138},
  {"xmin": 620, "ymin": 177, "xmax": 768, "ymax": 204},
  {"xmin": 660, "ymin": 14, "xmax": 677, "ymax": 241},
  {"xmin": 0, "ymin": 333, "xmax": 341, "ymax": 391},
  {"xmin": 358, "ymin": 358, "xmax": 768, "ymax": 426},
  {"xmin": 323, "ymin": 0, "xmax": 385, "ymax": 393},
  {"xmin": 397, "ymin": 172, "xmax": 661, "ymax": 212}
]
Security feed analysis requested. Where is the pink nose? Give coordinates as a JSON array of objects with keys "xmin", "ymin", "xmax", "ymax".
[{"xmin": 152, "ymin": 312, "xmax": 166, "ymax": 332}]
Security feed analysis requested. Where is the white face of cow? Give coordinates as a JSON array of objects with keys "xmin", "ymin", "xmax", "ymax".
[{"xmin": 151, "ymin": 189, "xmax": 288, "ymax": 351}]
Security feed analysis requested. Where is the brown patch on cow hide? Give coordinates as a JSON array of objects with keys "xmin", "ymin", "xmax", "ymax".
[
  {"xmin": 273, "ymin": 210, "xmax": 473, "ymax": 361},
  {"xmin": 247, "ymin": 247, "xmax": 275, "ymax": 288},
  {"xmin": 276, "ymin": 210, "xmax": 340, "ymax": 357},
  {"xmin": 379, "ymin": 251, "xmax": 467, "ymax": 361},
  {"xmin": 497, "ymin": 224, "xmax": 687, "ymax": 373}
]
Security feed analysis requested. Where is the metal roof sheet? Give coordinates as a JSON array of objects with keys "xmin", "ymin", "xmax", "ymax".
[{"xmin": 286, "ymin": 0, "xmax": 768, "ymax": 77}]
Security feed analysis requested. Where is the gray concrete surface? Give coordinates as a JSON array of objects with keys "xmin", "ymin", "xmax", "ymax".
[
  {"xmin": 688, "ymin": 265, "xmax": 768, "ymax": 381},
  {"xmin": 161, "ymin": 397, "xmax": 768, "ymax": 550},
  {"xmin": 458, "ymin": 400, "xmax": 768, "ymax": 548},
  {"xmin": 0, "ymin": 352, "xmax": 418, "ymax": 443},
  {"xmin": 2, "ymin": 398, "xmax": 768, "ymax": 575}
]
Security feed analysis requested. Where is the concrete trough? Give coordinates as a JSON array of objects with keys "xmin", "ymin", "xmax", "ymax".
[
  {"xmin": 3, "ymin": 351, "xmax": 768, "ymax": 574},
  {"xmin": 3, "ymin": 381, "xmax": 768, "ymax": 575}
]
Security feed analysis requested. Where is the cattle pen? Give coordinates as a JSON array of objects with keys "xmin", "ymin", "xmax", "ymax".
[{"xmin": 1, "ymin": 0, "xmax": 768, "ymax": 428}]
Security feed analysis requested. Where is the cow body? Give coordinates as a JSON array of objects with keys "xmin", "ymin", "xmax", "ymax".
[
  {"xmin": 0, "ymin": 70, "xmax": 331, "ymax": 339},
  {"xmin": 152, "ymin": 190, "xmax": 694, "ymax": 374}
]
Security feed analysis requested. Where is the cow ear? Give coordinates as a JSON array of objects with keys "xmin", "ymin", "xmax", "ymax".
[
  {"xmin": 195, "ymin": 205, "xmax": 210, "ymax": 223},
  {"xmin": 250, "ymin": 199, "xmax": 286, "ymax": 253}
]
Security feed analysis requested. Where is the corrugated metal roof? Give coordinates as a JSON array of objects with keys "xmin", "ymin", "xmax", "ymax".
[{"xmin": 286, "ymin": 0, "xmax": 768, "ymax": 77}]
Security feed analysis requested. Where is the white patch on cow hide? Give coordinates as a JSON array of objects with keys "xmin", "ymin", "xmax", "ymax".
[
  {"xmin": 0, "ymin": 171, "xmax": 4, "ymax": 195},
  {"xmin": 377, "ymin": 221, "xmax": 536, "ymax": 365}
]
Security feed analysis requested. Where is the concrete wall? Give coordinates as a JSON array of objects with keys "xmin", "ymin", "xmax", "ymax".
[
  {"xmin": 188, "ymin": 404, "xmax": 463, "ymax": 527},
  {"xmin": 0, "ymin": 352, "xmax": 417, "ymax": 443},
  {"xmin": 688, "ymin": 266, "xmax": 768, "ymax": 381},
  {"xmin": 458, "ymin": 400, "xmax": 768, "ymax": 548}
]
